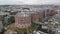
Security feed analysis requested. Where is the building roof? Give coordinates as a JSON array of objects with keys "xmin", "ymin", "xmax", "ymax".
[
  {"xmin": 16, "ymin": 11, "xmax": 30, "ymax": 17},
  {"xmin": 0, "ymin": 12, "xmax": 10, "ymax": 15},
  {"xmin": 56, "ymin": 28, "xmax": 60, "ymax": 30}
]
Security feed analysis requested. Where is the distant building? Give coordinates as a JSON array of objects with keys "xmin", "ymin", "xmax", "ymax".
[
  {"xmin": 49, "ymin": 8, "xmax": 56, "ymax": 16},
  {"xmin": 45, "ymin": 8, "xmax": 56, "ymax": 18},
  {"xmin": 42, "ymin": 25, "xmax": 48, "ymax": 29},
  {"xmin": 15, "ymin": 12, "xmax": 31, "ymax": 28},
  {"xmin": 56, "ymin": 28, "xmax": 60, "ymax": 34},
  {"xmin": 0, "ymin": 12, "xmax": 10, "ymax": 21}
]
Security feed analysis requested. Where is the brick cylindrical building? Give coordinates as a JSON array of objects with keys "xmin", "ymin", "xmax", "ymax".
[
  {"xmin": 49, "ymin": 8, "xmax": 56, "ymax": 16},
  {"xmin": 15, "ymin": 12, "xmax": 31, "ymax": 28}
]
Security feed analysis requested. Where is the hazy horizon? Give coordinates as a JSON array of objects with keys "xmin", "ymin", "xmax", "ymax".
[{"xmin": 0, "ymin": 0, "xmax": 60, "ymax": 5}]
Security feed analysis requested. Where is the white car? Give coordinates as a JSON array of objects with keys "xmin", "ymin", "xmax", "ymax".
[
  {"xmin": 32, "ymin": 30, "xmax": 47, "ymax": 34},
  {"xmin": 33, "ymin": 31, "xmax": 43, "ymax": 34}
]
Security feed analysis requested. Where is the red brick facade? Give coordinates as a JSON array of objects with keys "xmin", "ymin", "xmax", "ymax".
[
  {"xmin": 31, "ymin": 12, "xmax": 40, "ymax": 22},
  {"xmin": 15, "ymin": 8, "xmax": 56, "ymax": 28},
  {"xmin": 31, "ymin": 12, "xmax": 44, "ymax": 22},
  {"xmin": 15, "ymin": 15, "xmax": 31, "ymax": 28}
]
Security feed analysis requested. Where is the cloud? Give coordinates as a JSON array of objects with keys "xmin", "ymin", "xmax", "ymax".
[{"xmin": 0, "ymin": 0, "xmax": 60, "ymax": 5}]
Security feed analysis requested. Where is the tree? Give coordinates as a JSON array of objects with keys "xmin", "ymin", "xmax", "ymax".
[{"xmin": 17, "ymin": 28, "xmax": 27, "ymax": 34}]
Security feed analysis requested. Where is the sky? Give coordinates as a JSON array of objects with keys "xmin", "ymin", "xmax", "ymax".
[{"xmin": 0, "ymin": 0, "xmax": 60, "ymax": 5}]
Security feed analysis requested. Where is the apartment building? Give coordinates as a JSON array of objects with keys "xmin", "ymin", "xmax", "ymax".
[
  {"xmin": 15, "ymin": 12, "xmax": 31, "ymax": 28},
  {"xmin": 31, "ymin": 12, "xmax": 40, "ymax": 22}
]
